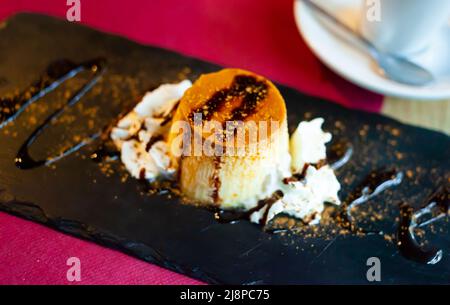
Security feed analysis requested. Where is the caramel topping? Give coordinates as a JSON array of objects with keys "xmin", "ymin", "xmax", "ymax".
[{"xmin": 175, "ymin": 68, "xmax": 286, "ymax": 126}]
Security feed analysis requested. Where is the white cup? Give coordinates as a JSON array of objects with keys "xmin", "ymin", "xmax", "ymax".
[{"xmin": 361, "ymin": 0, "xmax": 450, "ymax": 57}]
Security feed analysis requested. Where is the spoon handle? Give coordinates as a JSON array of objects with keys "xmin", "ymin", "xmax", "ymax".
[{"xmin": 301, "ymin": 0, "xmax": 376, "ymax": 53}]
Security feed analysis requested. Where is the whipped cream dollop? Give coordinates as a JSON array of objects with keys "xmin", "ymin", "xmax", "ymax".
[
  {"xmin": 290, "ymin": 118, "xmax": 332, "ymax": 173},
  {"xmin": 250, "ymin": 164, "xmax": 341, "ymax": 225},
  {"xmin": 111, "ymin": 80, "xmax": 192, "ymax": 180},
  {"xmin": 251, "ymin": 118, "xmax": 341, "ymax": 225}
]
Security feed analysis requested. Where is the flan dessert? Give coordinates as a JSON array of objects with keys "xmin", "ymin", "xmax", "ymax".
[
  {"xmin": 168, "ymin": 68, "xmax": 291, "ymax": 209},
  {"xmin": 111, "ymin": 68, "xmax": 341, "ymax": 226}
]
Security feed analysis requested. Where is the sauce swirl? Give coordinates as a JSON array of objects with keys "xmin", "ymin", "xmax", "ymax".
[{"xmin": 1, "ymin": 58, "xmax": 107, "ymax": 169}]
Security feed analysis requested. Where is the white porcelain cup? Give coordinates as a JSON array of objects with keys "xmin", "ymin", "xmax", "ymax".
[{"xmin": 361, "ymin": 0, "xmax": 450, "ymax": 57}]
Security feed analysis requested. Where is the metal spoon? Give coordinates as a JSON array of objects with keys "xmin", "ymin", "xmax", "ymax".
[{"xmin": 302, "ymin": 0, "xmax": 435, "ymax": 86}]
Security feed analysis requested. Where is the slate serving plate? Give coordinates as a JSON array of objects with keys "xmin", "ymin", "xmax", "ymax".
[{"xmin": 0, "ymin": 14, "xmax": 449, "ymax": 284}]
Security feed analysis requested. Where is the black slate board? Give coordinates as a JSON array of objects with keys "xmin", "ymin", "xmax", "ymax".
[{"xmin": 0, "ymin": 14, "xmax": 449, "ymax": 284}]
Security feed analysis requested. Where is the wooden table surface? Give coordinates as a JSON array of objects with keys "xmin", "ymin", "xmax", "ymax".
[{"xmin": 381, "ymin": 97, "xmax": 450, "ymax": 135}]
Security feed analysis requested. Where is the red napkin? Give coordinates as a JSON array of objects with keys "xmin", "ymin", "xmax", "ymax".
[{"xmin": 0, "ymin": 0, "xmax": 382, "ymax": 285}]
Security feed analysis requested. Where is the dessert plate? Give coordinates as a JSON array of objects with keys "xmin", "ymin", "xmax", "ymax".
[
  {"xmin": 0, "ymin": 14, "xmax": 449, "ymax": 284},
  {"xmin": 294, "ymin": 0, "xmax": 450, "ymax": 100}
]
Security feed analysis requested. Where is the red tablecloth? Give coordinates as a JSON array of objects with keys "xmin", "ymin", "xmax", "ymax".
[{"xmin": 0, "ymin": 0, "xmax": 382, "ymax": 285}]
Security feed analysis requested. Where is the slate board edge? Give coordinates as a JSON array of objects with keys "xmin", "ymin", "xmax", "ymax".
[{"xmin": 0, "ymin": 196, "xmax": 221, "ymax": 284}]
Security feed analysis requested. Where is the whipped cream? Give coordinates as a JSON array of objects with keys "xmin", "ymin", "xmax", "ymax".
[
  {"xmin": 250, "ymin": 165, "xmax": 341, "ymax": 225},
  {"xmin": 111, "ymin": 80, "xmax": 192, "ymax": 180},
  {"xmin": 290, "ymin": 118, "xmax": 332, "ymax": 174},
  {"xmin": 251, "ymin": 118, "xmax": 341, "ymax": 225}
]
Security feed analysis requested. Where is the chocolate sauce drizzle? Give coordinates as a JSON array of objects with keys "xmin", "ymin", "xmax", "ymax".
[
  {"xmin": 189, "ymin": 75, "xmax": 268, "ymax": 122},
  {"xmin": 213, "ymin": 190, "xmax": 283, "ymax": 224},
  {"xmin": 330, "ymin": 145, "xmax": 353, "ymax": 170},
  {"xmin": 159, "ymin": 100, "xmax": 180, "ymax": 127},
  {"xmin": 90, "ymin": 142, "xmax": 120, "ymax": 163},
  {"xmin": 211, "ymin": 156, "xmax": 222, "ymax": 203},
  {"xmin": 145, "ymin": 135, "xmax": 164, "ymax": 152},
  {"xmin": 344, "ymin": 170, "xmax": 404, "ymax": 227},
  {"xmin": 1, "ymin": 60, "xmax": 87, "ymax": 128},
  {"xmin": 5, "ymin": 58, "xmax": 106, "ymax": 169},
  {"xmin": 397, "ymin": 186, "xmax": 449, "ymax": 264}
]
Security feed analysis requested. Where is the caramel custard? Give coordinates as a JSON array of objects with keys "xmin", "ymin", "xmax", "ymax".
[{"xmin": 168, "ymin": 68, "xmax": 291, "ymax": 208}]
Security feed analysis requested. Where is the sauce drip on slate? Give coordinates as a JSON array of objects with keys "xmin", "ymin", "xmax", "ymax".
[
  {"xmin": 6, "ymin": 58, "xmax": 106, "ymax": 169},
  {"xmin": 341, "ymin": 169, "xmax": 403, "ymax": 232},
  {"xmin": 189, "ymin": 75, "xmax": 268, "ymax": 122},
  {"xmin": 397, "ymin": 186, "xmax": 449, "ymax": 264},
  {"xmin": 211, "ymin": 156, "xmax": 222, "ymax": 203},
  {"xmin": 330, "ymin": 145, "xmax": 353, "ymax": 170},
  {"xmin": 213, "ymin": 190, "xmax": 283, "ymax": 224},
  {"xmin": 0, "ymin": 60, "xmax": 77, "ymax": 128},
  {"xmin": 90, "ymin": 143, "xmax": 120, "ymax": 163}
]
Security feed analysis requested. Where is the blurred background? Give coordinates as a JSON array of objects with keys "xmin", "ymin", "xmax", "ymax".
[{"xmin": 0, "ymin": 0, "xmax": 448, "ymax": 133}]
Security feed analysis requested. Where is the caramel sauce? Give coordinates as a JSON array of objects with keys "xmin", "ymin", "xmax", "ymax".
[
  {"xmin": 339, "ymin": 169, "xmax": 403, "ymax": 233},
  {"xmin": 213, "ymin": 190, "xmax": 283, "ymax": 224},
  {"xmin": 4, "ymin": 58, "xmax": 106, "ymax": 169},
  {"xmin": 397, "ymin": 186, "xmax": 449, "ymax": 264},
  {"xmin": 211, "ymin": 156, "xmax": 222, "ymax": 203},
  {"xmin": 189, "ymin": 75, "xmax": 268, "ymax": 123}
]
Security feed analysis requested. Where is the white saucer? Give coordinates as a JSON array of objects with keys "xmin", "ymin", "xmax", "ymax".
[{"xmin": 293, "ymin": 0, "xmax": 450, "ymax": 100}]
